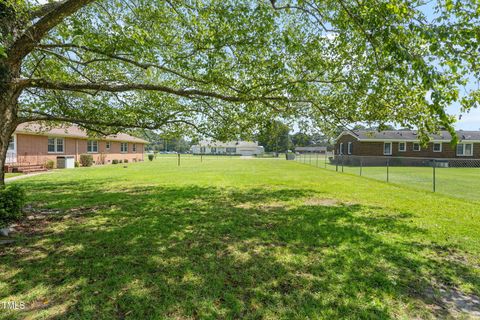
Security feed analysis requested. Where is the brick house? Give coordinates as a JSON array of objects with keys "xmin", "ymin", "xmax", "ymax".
[
  {"xmin": 334, "ymin": 130, "xmax": 480, "ymax": 159},
  {"xmin": 6, "ymin": 123, "xmax": 148, "ymax": 166}
]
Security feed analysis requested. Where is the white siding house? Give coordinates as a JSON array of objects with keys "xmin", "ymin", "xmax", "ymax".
[{"xmin": 191, "ymin": 141, "xmax": 264, "ymax": 156}]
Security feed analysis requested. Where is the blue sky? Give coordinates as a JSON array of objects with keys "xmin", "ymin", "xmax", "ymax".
[{"xmin": 448, "ymin": 107, "xmax": 480, "ymax": 130}]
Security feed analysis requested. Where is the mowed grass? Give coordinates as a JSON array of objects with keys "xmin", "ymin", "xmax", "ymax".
[
  {"xmin": 1, "ymin": 157, "xmax": 480, "ymax": 319},
  {"xmin": 5, "ymin": 173, "xmax": 23, "ymax": 179},
  {"xmin": 297, "ymin": 153, "xmax": 480, "ymax": 202}
]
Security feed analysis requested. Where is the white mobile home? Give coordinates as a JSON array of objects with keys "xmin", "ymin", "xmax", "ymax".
[{"xmin": 191, "ymin": 141, "xmax": 264, "ymax": 156}]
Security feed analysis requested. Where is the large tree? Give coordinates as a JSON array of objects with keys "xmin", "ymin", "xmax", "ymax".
[
  {"xmin": 1, "ymin": 0, "xmax": 478, "ymax": 184},
  {"xmin": 257, "ymin": 120, "xmax": 292, "ymax": 152}
]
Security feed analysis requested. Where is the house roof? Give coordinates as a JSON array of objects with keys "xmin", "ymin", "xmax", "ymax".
[
  {"xmin": 196, "ymin": 140, "xmax": 261, "ymax": 148},
  {"xmin": 15, "ymin": 123, "xmax": 149, "ymax": 144},
  {"xmin": 295, "ymin": 146, "xmax": 327, "ymax": 151},
  {"xmin": 337, "ymin": 130, "xmax": 480, "ymax": 142}
]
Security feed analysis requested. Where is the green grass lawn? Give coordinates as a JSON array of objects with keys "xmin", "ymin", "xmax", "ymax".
[
  {"xmin": 1, "ymin": 157, "xmax": 479, "ymax": 319},
  {"xmin": 297, "ymin": 153, "xmax": 480, "ymax": 202},
  {"xmin": 5, "ymin": 173, "xmax": 23, "ymax": 179}
]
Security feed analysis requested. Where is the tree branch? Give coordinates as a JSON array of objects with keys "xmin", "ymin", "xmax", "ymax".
[
  {"xmin": 30, "ymin": 1, "xmax": 67, "ymax": 19},
  {"xmin": 8, "ymin": 0, "xmax": 96, "ymax": 65},
  {"xmin": 36, "ymin": 43, "xmax": 212, "ymax": 85},
  {"xmin": 16, "ymin": 78, "xmax": 290, "ymax": 103}
]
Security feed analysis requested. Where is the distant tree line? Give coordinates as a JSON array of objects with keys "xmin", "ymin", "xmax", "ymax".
[
  {"xmin": 256, "ymin": 120, "xmax": 334, "ymax": 153},
  {"xmin": 134, "ymin": 122, "xmax": 402, "ymax": 154}
]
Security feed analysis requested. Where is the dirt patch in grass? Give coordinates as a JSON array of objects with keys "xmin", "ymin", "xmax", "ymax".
[
  {"xmin": 8, "ymin": 205, "xmax": 106, "ymax": 237},
  {"xmin": 235, "ymin": 201, "xmax": 288, "ymax": 211},
  {"xmin": 425, "ymin": 285, "xmax": 480, "ymax": 318},
  {"xmin": 303, "ymin": 197, "xmax": 341, "ymax": 206}
]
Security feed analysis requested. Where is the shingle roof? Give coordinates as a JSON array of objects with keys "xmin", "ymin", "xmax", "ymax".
[
  {"xmin": 15, "ymin": 123, "xmax": 149, "ymax": 144},
  {"xmin": 197, "ymin": 140, "xmax": 260, "ymax": 148},
  {"xmin": 295, "ymin": 146, "xmax": 327, "ymax": 151},
  {"xmin": 341, "ymin": 130, "xmax": 480, "ymax": 142}
]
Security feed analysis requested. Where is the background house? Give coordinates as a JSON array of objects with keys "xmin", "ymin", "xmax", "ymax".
[
  {"xmin": 295, "ymin": 146, "xmax": 327, "ymax": 154},
  {"xmin": 7, "ymin": 123, "xmax": 148, "ymax": 167},
  {"xmin": 335, "ymin": 130, "xmax": 480, "ymax": 159},
  {"xmin": 191, "ymin": 141, "xmax": 264, "ymax": 156}
]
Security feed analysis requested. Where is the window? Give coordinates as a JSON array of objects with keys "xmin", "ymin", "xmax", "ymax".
[
  {"xmin": 121, "ymin": 143, "xmax": 128, "ymax": 153},
  {"xmin": 200, "ymin": 147, "xmax": 206, "ymax": 153},
  {"xmin": 106, "ymin": 141, "xmax": 111, "ymax": 150},
  {"xmin": 413, "ymin": 143, "xmax": 421, "ymax": 151},
  {"xmin": 456, "ymin": 143, "xmax": 473, "ymax": 156},
  {"xmin": 339, "ymin": 143, "xmax": 344, "ymax": 155},
  {"xmin": 226, "ymin": 147, "xmax": 236, "ymax": 154},
  {"xmin": 398, "ymin": 142, "xmax": 406, "ymax": 152},
  {"xmin": 132, "ymin": 144, "xmax": 137, "ymax": 152},
  {"xmin": 8, "ymin": 136, "xmax": 15, "ymax": 151},
  {"xmin": 347, "ymin": 142, "xmax": 352, "ymax": 155},
  {"xmin": 433, "ymin": 143, "xmax": 442, "ymax": 152},
  {"xmin": 383, "ymin": 142, "xmax": 392, "ymax": 155},
  {"xmin": 47, "ymin": 137, "xmax": 64, "ymax": 153},
  {"xmin": 211, "ymin": 147, "xmax": 216, "ymax": 153},
  {"xmin": 87, "ymin": 140, "xmax": 98, "ymax": 153}
]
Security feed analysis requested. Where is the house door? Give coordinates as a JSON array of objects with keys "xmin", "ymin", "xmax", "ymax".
[{"xmin": 6, "ymin": 134, "xmax": 16, "ymax": 164}]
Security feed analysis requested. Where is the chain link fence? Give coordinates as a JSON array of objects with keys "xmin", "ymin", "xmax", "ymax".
[{"xmin": 294, "ymin": 152, "xmax": 480, "ymax": 202}]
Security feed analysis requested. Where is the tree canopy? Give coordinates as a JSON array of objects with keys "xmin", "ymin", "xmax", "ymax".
[
  {"xmin": 3, "ymin": 0, "xmax": 479, "ymax": 135},
  {"xmin": 1, "ymin": 0, "xmax": 479, "ymax": 182},
  {"xmin": 257, "ymin": 120, "xmax": 292, "ymax": 152}
]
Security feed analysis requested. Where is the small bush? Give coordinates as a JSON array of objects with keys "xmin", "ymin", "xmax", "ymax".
[
  {"xmin": 119, "ymin": 160, "xmax": 123, "ymax": 164},
  {"xmin": 112, "ymin": 159, "xmax": 119, "ymax": 164},
  {"xmin": 75, "ymin": 161, "xmax": 80, "ymax": 168},
  {"xmin": 80, "ymin": 154, "xmax": 94, "ymax": 167},
  {"xmin": 124, "ymin": 159, "xmax": 128, "ymax": 163},
  {"xmin": 98, "ymin": 153, "xmax": 107, "ymax": 165},
  {"xmin": 148, "ymin": 154, "xmax": 154, "ymax": 161},
  {"xmin": 45, "ymin": 159, "xmax": 55, "ymax": 169},
  {"xmin": 0, "ymin": 185, "xmax": 26, "ymax": 227}
]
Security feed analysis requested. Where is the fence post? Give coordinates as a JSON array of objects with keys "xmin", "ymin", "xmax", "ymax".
[
  {"xmin": 201, "ymin": 154, "xmax": 203, "ymax": 163},
  {"xmin": 178, "ymin": 153, "xmax": 180, "ymax": 166},
  {"xmin": 386, "ymin": 159, "xmax": 389, "ymax": 182},
  {"xmin": 325, "ymin": 152, "xmax": 327, "ymax": 168},
  {"xmin": 336, "ymin": 153, "xmax": 339, "ymax": 172},
  {"xmin": 433, "ymin": 159, "xmax": 436, "ymax": 192},
  {"xmin": 360, "ymin": 157, "xmax": 363, "ymax": 176},
  {"xmin": 316, "ymin": 153, "xmax": 319, "ymax": 167},
  {"xmin": 341, "ymin": 155, "xmax": 344, "ymax": 172},
  {"xmin": 309, "ymin": 153, "xmax": 312, "ymax": 165}
]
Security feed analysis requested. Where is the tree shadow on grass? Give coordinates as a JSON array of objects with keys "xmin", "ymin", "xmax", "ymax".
[{"xmin": 0, "ymin": 181, "xmax": 479, "ymax": 319}]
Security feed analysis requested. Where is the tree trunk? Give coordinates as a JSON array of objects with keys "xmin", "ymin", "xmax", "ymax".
[
  {"xmin": 0, "ymin": 95, "xmax": 18, "ymax": 186},
  {"xmin": 0, "ymin": 65, "xmax": 20, "ymax": 186},
  {"xmin": 0, "ymin": 104, "xmax": 16, "ymax": 186}
]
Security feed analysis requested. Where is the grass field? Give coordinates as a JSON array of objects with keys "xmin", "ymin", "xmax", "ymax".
[
  {"xmin": 5, "ymin": 173, "xmax": 23, "ymax": 179},
  {"xmin": 1, "ymin": 156, "xmax": 479, "ymax": 319},
  {"xmin": 296, "ymin": 153, "xmax": 480, "ymax": 202}
]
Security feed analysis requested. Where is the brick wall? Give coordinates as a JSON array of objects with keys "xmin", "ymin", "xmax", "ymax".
[
  {"xmin": 335, "ymin": 133, "xmax": 480, "ymax": 158},
  {"xmin": 15, "ymin": 134, "xmax": 145, "ymax": 166}
]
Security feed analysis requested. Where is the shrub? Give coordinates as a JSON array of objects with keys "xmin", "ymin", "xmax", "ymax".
[
  {"xmin": 80, "ymin": 154, "xmax": 94, "ymax": 167},
  {"xmin": 112, "ymin": 159, "xmax": 119, "ymax": 164},
  {"xmin": 45, "ymin": 159, "xmax": 55, "ymax": 169},
  {"xmin": 148, "ymin": 154, "xmax": 154, "ymax": 161},
  {"xmin": 119, "ymin": 160, "xmax": 123, "ymax": 164},
  {"xmin": 124, "ymin": 159, "xmax": 128, "ymax": 163},
  {"xmin": 75, "ymin": 161, "xmax": 80, "ymax": 168},
  {"xmin": 0, "ymin": 185, "xmax": 26, "ymax": 227},
  {"xmin": 98, "ymin": 153, "xmax": 107, "ymax": 165}
]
